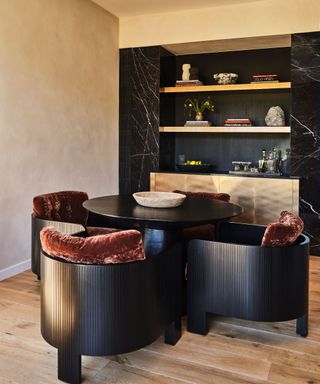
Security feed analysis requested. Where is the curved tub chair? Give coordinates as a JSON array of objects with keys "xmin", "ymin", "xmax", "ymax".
[
  {"xmin": 187, "ymin": 221, "xmax": 309, "ymax": 337},
  {"xmin": 40, "ymin": 231, "xmax": 181, "ymax": 384}
]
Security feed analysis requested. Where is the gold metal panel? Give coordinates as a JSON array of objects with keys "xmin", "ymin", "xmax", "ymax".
[
  {"xmin": 292, "ymin": 179, "xmax": 300, "ymax": 215},
  {"xmin": 153, "ymin": 173, "xmax": 187, "ymax": 192},
  {"xmin": 254, "ymin": 179, "xmax": 295, "ymax": 224},
  {"xmin": 185, "ymin": 175, "xmax": 219, "ymax": 192},
  {"xmin": 151, "ymin": 173, "xmax": 300, "ymax": 226},
  {"xmin": 220, "ymin": 176, "xmax": 255, "ymax": 223},
  {"xmin": 150, "ymin": 172, "xmax": 156, "ymax": 191}
]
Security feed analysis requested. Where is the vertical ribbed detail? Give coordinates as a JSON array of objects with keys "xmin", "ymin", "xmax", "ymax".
[
  {"xmin": 187, "ymin": 222, "xmax": 309, "ymax": 335},
  {"xmin": 40, "ymin": 243, "xmax": 182, "ymax": 383}
]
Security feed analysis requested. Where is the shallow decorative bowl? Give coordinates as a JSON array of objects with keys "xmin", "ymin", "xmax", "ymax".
[
  {"xmin": 132, "ymin": 191, "xmax": 186, "ymax": 208},
  {"xmin": 213, "ymin": 73, "xmax": 238, "ymax": 85}
]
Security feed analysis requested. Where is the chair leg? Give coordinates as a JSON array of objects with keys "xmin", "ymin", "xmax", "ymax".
[
  {"xmin": 164, "ymin": 318, "xmax": 181, "ymax": 345},
  {"xmin": 187, "ymin": 311, "xmax": 208, "ymax": 335},
  {"xmin": 58, "ymin": 348, "xmax": 81, "ymax": 384},
  {"xmin": 296, "ymin": 314, "xmax": 308, "ymax": 337}
]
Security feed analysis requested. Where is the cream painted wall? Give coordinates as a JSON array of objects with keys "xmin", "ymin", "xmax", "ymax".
[
  {"xmin": 119, "ymin": 0, "xmax": 320, "ymax": 48},
  {"xmin": 0, "ymin": 0, "xmax": 119, "ymax": 275}
]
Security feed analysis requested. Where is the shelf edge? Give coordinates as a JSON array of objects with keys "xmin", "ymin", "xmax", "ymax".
[{"xmin": 159, "ymin": 126, "xmax": 291, "ymax": 133}]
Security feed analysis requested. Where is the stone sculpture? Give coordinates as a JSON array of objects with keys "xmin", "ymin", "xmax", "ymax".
[
  {"xmin": 265, "ymin": 106, "xmax": 285, "ymax": 126},
  {"xmin": 182, "ymin": 64, "xmax": 191, "ymax": 81}
]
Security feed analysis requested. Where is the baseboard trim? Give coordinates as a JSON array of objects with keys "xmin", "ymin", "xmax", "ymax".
[{"xmin": 0, "ymin": 259, "xmax": 31, "ymax": 281}]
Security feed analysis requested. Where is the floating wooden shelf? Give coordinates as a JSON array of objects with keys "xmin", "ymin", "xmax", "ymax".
[
  {"xmin": 159, "ymin": 126, "xmax": 291, "ymax": 133},
  {"xmin": 160, "ymin": 82, "xmax": 291, "ymax": 93}
]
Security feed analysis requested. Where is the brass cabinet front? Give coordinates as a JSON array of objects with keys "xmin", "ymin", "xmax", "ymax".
[
  {"xmin": 220, "ymin": 176, "xmax": 299, "ymax": 224},
  {"xmin": 151, "ymin": 173, "xmax": 219, "ymax": 193},
  {"xmin": 150, "ymin": 173, "xmax": 299, "ymax": 225}
]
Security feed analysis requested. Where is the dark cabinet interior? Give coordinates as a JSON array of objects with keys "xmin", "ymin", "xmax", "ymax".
[{"xmin": 159, "ymin": 47, "xmax": 291, "ymax": 172}]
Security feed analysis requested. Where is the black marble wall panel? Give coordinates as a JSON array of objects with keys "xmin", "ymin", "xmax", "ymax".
[
  {"xmin": 119, "ymin": 47, "xmax": 161, "ymax": 194},
  {"xmin": 291, "ymin": 32, "xmax": 320, "ymax": 255}
]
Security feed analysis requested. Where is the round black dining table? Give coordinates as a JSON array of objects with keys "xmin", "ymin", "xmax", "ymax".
[{"xmin": 83, "ymin": 194, "xmax": 243, "ymax": 256}]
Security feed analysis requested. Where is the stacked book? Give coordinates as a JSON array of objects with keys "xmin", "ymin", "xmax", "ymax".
[
  {"xmin": 184, "ymin": 120, "xmax": 211, "ymax": 127},
  {"xmin": 176, "ymin": 80, "xmax": 203, "ymax": 87},
  {"xmin": 251, "ymin": 74, "xmax": 279, "ymax": 83},
  {"xmin": 224, "ymin": 118, "xmax": 252, "ymax": 127}
]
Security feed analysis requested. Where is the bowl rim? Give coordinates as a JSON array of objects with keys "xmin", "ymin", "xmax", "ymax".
[
  {"xmin": 213, "ymin": 72, "xmax": 238, "ymax": 77},
  {"xmin": 133, "ymin": 191, "xmax": 186, "ymax": 200}
]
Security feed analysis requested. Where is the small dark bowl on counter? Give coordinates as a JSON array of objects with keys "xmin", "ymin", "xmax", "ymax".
[{"xmin": 176, "ymin": 164, "xmax": 214, "ymax": 173}]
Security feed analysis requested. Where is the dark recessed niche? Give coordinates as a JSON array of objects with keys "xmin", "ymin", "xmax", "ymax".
[
  {"xmin": 174, "ymin": 48, "xmax": 291, "ymax": 85},
  {"xmin": 159, "ymin": 47, "xmax": 291, "ymax": 171},
  {"xmin": 174, "ymin": 133, "xmax": 290, "ymax": 172}
]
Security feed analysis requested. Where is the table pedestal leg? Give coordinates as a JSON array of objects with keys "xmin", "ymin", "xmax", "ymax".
[{"xmin": 142, "ymin": 227, "xmax": 183, "ymax": 257}]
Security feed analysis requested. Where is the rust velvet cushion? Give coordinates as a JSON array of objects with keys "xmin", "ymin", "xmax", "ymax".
[
  {"xmin": 173, "ymin": 190, "xmax": 230, "ymax": 203},
  {"xmin": 33, "ymin": 191, "xmax": 89, "ymax": 226},
  {"xmin": 40, "ymin": 227, "xmax": 145, "ymax": 264},
  {"xmin": 173, "ymin": 190, "xmax": 231, "ymax": 241},
  {"xmin": 261, "ymin": 211, "xmax": 304, "ymax": 247},
  {"xmin": 86, "ymin": 227, "xmax": 120, "ymax": 237}
]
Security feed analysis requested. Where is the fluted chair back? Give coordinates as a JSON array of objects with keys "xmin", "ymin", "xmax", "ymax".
[{"xmin": 40, "ymin": 227, "xmax": 182, "ymax": 384}]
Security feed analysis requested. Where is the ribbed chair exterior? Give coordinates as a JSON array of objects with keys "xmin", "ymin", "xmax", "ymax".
[
  {"xmin": 40, "ymin": 228, "xmax": 182, "ymax": 384},
  {"xmin": 187, "ymin": 221, "xmax": 310, "ymax": 338}
]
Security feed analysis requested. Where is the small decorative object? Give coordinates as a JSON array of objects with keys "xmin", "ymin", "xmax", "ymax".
[
  {"xmin": 177, "ymin": 65, "xmax": 201, "ymax": 86},
  {"xmin": 213, "ymin": 73, "xmax": 238, "ymax": 85},
  {"xmin": 182, "ymin": 64, "xmax": 191, "ymax": 81},
  {"xmin": 251, "ymin": 74, "xmax": 279, "ymax": 83},
  {"xmin": 176, "ymin": 79, "xmax": 203, "ymax": 87},
  {"xmin": 230, "ymin": 161, "xmax": 252, "ymax": 173},
  {"xmin": 224, "ymin": 118, "xmax": 252, "ymax": 127},
  {"xmin": 176, "ymin": 160, "xmax": 213, "ymax": 173},
  {"xmin": 132, "ymin": 192, "xmax": 186, "ymax": 208},
  {"xmin": 178, "ymin": 154, "xmax": 186, "ymax": 165},
  {"xmin": 265, "ymin": 106, "xmax": 285, "ymax": 126},
  {"xmin": 184, "ymin": 96, "xmax": 215, "ymax": 122},
  {"xmin": 184, "ymin": 120, "xmax": 211, "ymax": 127}
]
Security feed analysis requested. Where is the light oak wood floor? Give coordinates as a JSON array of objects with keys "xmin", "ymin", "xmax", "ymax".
[{"xmin": 1, "ymin": 258, "xmax": 320, "ymax": 384}]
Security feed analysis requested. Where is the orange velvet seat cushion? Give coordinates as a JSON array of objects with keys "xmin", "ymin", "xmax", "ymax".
[
  {"xmin": 40, "ymin": 227, "xmax": 145, "ymax": 264},
  {"xmin": 173, "ymin": 190, "xmax": 230, "ymax": 241},
  {"xmin": 86, "ymin": 227, "xmax": 120, "ymax": 237},
  {"xmin": 183, "ymin": 224, "xmax": 215, "ymax": 242},
  {"xmin": 261, "ymin": 211, "xmax": 304, "ymax": 247},
  {"xmin": 33, "ymin": 191, "xmax": 88, "ymax": 226},
  {"xmin": 173, "ymin": 190, "xmax": 230, "ymax": 203}
]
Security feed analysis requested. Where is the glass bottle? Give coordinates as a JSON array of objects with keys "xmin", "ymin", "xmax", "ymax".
[
  {"xmin": 259, "ymin": 149, "xmax": 267, "ymax": 173},
  {"xmin": 267, "ymin": 150, "xmax": 275, "ymax": 173},
  {"xmin": 281, "ymin": 148, "xmax": 291, "ymax": 176}
]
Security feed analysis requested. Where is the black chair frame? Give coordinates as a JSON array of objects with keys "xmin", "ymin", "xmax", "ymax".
[
  {"xmin": 41, "ymin": 237, "xmax": 182, "ymax": 384},
  {"xmin": 187, "ymin": 221, "xmax": 309, "ymax": 337}
]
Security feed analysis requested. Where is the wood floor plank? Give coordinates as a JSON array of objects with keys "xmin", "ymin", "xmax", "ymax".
[
  {"xmin": 1, "ymin": 258, "xmax": 320, "ymax": 384},
  {"xmin": 191, "ymin": 328, "xmax": 320, "ymax": 375},
  {"xmin": 115, "ymin": 349, "xmax": 268, "ymax": 384},
  {"xmin": 95, "ymin": 359, "xmax": 188, "ymax": 384},
  {"xmin": 145, "ymin": 337, "xmax": 271, "ymax": 381},
  {"xmin": 268, "ymin": 363, "xmax": 320, "ymax": 384}
]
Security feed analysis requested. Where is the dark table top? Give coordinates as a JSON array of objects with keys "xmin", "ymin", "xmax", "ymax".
[{"xmin": 83, "ymin": 195, "xmax": 243, "ymax": 229}]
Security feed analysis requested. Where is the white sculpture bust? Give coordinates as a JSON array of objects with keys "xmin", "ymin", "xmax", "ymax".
[{"xmin": 182, "ymin": 64, "xmax": 191, "ymax": 81}]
